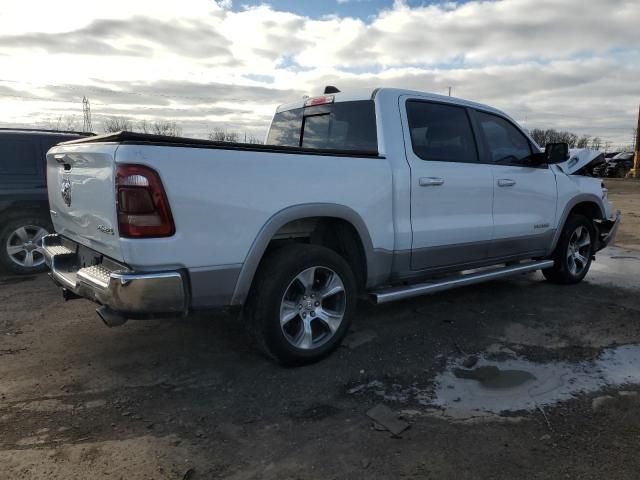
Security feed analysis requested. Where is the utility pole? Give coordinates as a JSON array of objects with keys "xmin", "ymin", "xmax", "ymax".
[
  {"xmin": 448, "ymin": 86, "xmax": 452, "ymax": 97},
  {"xmin": 630, "ymin": 104, "xmax": 640, "ymax": 178},
  {"xmin": 82, "ymin": 96, "xmax": 93, "ymax": 133}
]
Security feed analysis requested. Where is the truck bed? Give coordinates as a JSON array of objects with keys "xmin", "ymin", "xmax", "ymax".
[{"xmin": 60, "ymin": 131, "xmax": 382, "ymax": 158}]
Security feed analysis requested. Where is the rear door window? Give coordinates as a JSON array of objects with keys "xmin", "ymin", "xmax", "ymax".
[
  {"xmin": 266, "ymin": 100, "xmax": 378, "ymax": 153},
  {"xmin": 0, "ymin": 135, "xmax": 41, "ymax": 178},
  {"xmin": 405, "ymin": 100, "xmax": 479, "ymax": 163}
]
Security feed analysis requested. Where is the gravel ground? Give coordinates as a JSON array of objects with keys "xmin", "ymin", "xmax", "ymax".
[{"xmin": 1, "ymin": 180, "xmax": 639, "ymax": 480}]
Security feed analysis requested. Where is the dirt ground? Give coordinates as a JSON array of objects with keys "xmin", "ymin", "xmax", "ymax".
[
  {"xmin": 1, "ymin": 180, "xmax": 640, "ymax": 480},
  {"xmin": 606, "ymin": 179, "xmax": 640, "ymax": 249}
]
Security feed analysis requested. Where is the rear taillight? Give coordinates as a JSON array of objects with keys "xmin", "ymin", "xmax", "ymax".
[{"xmin": 115, "ymin": 164, "xmax": 175, "ymax": 238}]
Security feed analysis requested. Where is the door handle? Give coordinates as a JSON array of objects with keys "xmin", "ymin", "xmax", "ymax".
[
  {"xmin": 419, "ymin": 177, "xmax": 445, "ymax": 187},
  {"xmin": 497, "ymin": 178, "xmax": 516, "ymax": 187}
]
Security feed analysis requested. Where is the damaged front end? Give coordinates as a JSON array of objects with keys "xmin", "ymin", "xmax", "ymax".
[
  {"xmin": 560, "ymin": 149, "xmax": 607, "ymax": 176},
  {"xmin": 595, "ymin": 211, "xmax": 621, "ymax": 251}
]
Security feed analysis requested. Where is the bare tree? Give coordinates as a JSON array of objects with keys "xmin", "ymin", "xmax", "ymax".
[
  {"xmin": 104, "ymin": 118, "xmax": 182, "ymax": 136},
  {"xmin": 137, "ymin": 119, "xmax": 150, "ymax": 134},
  {"xmin": 41, "ymin": 115, "xmax": 80, "ymax": 132},
  {"xmin": 245, "ymin": 134, "xmax": 263, "ymax": 144},
  {"xmin": 103, "ymin": 117, "xmax": 133, "ymax": 133},
  {"xmin": 208, "ymin": 128, "xmax": 226, "ymax": 142},
  {"xmin": 576, "ymin": 135, "xmax": 591, "ymax": 149},
  {"xmin": 208, "ymin": 128, "xmax": 239, "ymax": 143},
  {"xmin": 149, "ymin": 121, "xmax": 182, "ymax": 137},
  {"xmin": 590, "ymin": 137, "xmax": 602, "ymax": 150},
  {"xmin": 530, "ymin": 128, "xmax": 579, "ymax": 148}
]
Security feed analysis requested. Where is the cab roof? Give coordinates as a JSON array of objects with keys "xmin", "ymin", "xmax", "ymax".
[{"xmin": 276, "ymin": 87, "xmax": 508, "ymax": 119}]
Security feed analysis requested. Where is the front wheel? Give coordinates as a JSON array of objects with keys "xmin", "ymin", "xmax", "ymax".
[
  {"xmin": 543, "ymin": 214, "xmax": 595, "ymax": 284},
  {"xmin": 245, "ymin": 244, "xmax": 357, "ymax": 366}
]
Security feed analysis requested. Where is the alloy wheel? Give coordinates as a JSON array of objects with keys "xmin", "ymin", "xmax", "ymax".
[
  {"xmin": 566, "ymin": 225, "xmax": 591, "ymax": 276},
  {"xmin": 5, "ymin": 225, "xmax": 49, "ymax": 268},
  {"xmin": 279, "ymin": 266, "xmax": 346, "ymax": 350}
]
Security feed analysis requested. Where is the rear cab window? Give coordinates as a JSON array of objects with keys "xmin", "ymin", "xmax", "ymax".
[{"xmin": 266, "ymin": 99, "xmax": 378, "ymax": 154}]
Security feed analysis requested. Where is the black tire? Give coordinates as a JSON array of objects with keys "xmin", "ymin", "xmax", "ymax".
[
  {"xmin": 245, "ymin": 244, "xmax": 357, "ymax": 366},
  {"xmin": 542, "ymin": 214, "xmax": 595, "ymax": 284},
  {"xmin": 0, "ymin": 213, "xmax": 52, "ymax": 275}
]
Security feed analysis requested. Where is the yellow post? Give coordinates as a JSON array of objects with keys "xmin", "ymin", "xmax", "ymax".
[{"xmin": 628, "ymin": 104, "xmax": 640, "ymax": 178}]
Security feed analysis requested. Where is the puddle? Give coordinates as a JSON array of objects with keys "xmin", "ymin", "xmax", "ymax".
[
  {"xmin": 433, "ymin": 344, "xmax": 640, "ymax": 414},
  {"xmin": 453, "ymin": 366, "xmax": 535, "ymax": 388}
]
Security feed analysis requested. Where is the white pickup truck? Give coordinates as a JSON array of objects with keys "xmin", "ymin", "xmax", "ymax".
[{"xmin": 43, "ymin": 87, "xmax": 620, "ymax": 365}]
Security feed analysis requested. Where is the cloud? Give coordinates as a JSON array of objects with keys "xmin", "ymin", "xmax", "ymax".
[
  {"xmin": 0, "ymin": 0, "xmax": 638, "ymax": 145},
  {"xmin": 328, "ymin": 0, "xmax": 640, "ymax": 67},
  {"xmin": 0, "ymin": 16, "xmax": 232, "ymax": 59}
]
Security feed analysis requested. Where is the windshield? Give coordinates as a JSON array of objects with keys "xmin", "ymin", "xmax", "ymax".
[{"xmin": 266, "ymin": 100, "xmax": 378, "ymax": 153}]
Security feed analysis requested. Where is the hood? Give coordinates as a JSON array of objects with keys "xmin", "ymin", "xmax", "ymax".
[{"xmin": 558, "ymin": 149, "xmax": 606, "ymax": 175}]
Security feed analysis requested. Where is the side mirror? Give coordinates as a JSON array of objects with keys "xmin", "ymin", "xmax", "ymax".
[{"xmin": 545, "ymin": 142, "xmax": 569, "ymax": 164}]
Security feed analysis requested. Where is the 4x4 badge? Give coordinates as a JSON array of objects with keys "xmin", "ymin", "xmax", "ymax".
[{"xmin": 61, "ymin": 178, "xmax": 72, "ymax": 207}]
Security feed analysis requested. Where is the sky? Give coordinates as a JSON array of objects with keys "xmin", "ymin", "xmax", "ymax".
[{"xmin": 0, "ymin": 0, "xmax": 638, "ymax": 147}]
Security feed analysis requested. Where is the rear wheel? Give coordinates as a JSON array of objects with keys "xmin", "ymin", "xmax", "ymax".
[
  {"xmin": 543, "ymin": 214, "xmax": 595, "ymax": 284},
  {"xmin": 0, "ymin": 214, "xmax": 52, "ymax": 274},
  {"xmin": 245, "ymin": 244, "xmax": 357, "ymax": 366}
]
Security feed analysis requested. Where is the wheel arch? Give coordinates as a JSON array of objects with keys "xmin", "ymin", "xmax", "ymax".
[
  {"xmin": 548, "ymin": 195, "xmax": 605, "ymax": 253},
  {"xmin": 230, "ymin": 204, "xmax": 389, "ymax": 306}
]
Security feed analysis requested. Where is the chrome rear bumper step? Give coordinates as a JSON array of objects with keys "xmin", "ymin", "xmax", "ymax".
[
  {"xmin": 42, "ymin": 234, "xmax": 187, "ymax": 317},
  {"xmin": 371, "ymin": 259, "xmax": 555, "ymax": 304}
]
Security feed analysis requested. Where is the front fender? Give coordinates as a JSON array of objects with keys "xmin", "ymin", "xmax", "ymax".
[{"xmin": 548, "ymin": 193, "xmax": 606, "ymax": 253}]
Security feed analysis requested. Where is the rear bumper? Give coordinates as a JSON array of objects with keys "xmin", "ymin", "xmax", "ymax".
[
  {"xmin": 43, "ymin": 234, "xmax": 187, "ymax": 317},
  {"xmin": 596, "ymin": 211, "xmax": 621, "ymax": 251}
]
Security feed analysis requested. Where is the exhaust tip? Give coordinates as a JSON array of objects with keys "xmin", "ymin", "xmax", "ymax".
[{"xmin": 96, "ymin": 306, "xmax": 128, "ymax": 328}]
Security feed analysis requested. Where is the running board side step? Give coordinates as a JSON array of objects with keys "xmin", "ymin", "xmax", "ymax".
[{"xmin": 371, "ymin": 260, "xmax": 554, "ymax": 304}]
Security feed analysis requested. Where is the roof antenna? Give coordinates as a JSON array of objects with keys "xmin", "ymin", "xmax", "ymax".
[{"xmin": 324, "ymin": 86, "xmax": 340, "ymax": 94}]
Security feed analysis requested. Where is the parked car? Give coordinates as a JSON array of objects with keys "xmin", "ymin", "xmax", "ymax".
[
  {"xmin": 0, "ymin": 128, "xmax": 91, "ymax": 274},
  {"xmin": 604, "ymin": 152, "xmax": 635, "ymax": 178},
  {"xmin": 42, "ymin": 88, "xmax": 620, "ymax": 365},
  {"xmin": 593, "ymin": 152, "xmax": 621, "ymax": 177},
  {"xmin": 592, "ymin": 161, "xmax": 607, "ymax": 177}
]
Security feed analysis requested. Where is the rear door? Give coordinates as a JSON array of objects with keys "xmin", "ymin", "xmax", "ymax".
[
  {"xmin": 47, "ymin": 142, "xmax": 124, "ymax": 261},
  {"xmin": 401, "ymin": 97, "xmax": 494, "ymax": 271},
  {"xmin": 472, "ymin": 110, "xmax": 557, "ymax": 258},
  {"xmin": 0, "ymin": 133, "xmax": 44, "ymax": 190}
]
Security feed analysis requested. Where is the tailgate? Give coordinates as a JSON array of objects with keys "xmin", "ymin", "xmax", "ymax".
[{"xmin": 47, "ymin": 142, "xmax": 124, "ymax": 262}]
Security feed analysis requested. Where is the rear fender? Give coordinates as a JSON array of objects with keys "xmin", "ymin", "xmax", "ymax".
[{"xmin": 230, "ymin": 203, "xmax": 390, "ymax": 305}]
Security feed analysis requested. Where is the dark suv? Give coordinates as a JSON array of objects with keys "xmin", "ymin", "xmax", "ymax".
[
  {"xmin": 604, "ymin": 152, "xmax": 635, "ymax": 178},
  {"xmin": 0, "ymin": 129, "xmax": 91, "ymax": 274}
]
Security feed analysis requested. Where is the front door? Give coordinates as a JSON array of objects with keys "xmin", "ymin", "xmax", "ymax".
[
  {"xmin": 402, "ymin": 98, "xmax": 495, "ymax": 271},
  {"xmin": 472, "ymin": 110, "xmax": 557, "ymax": 258}
]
